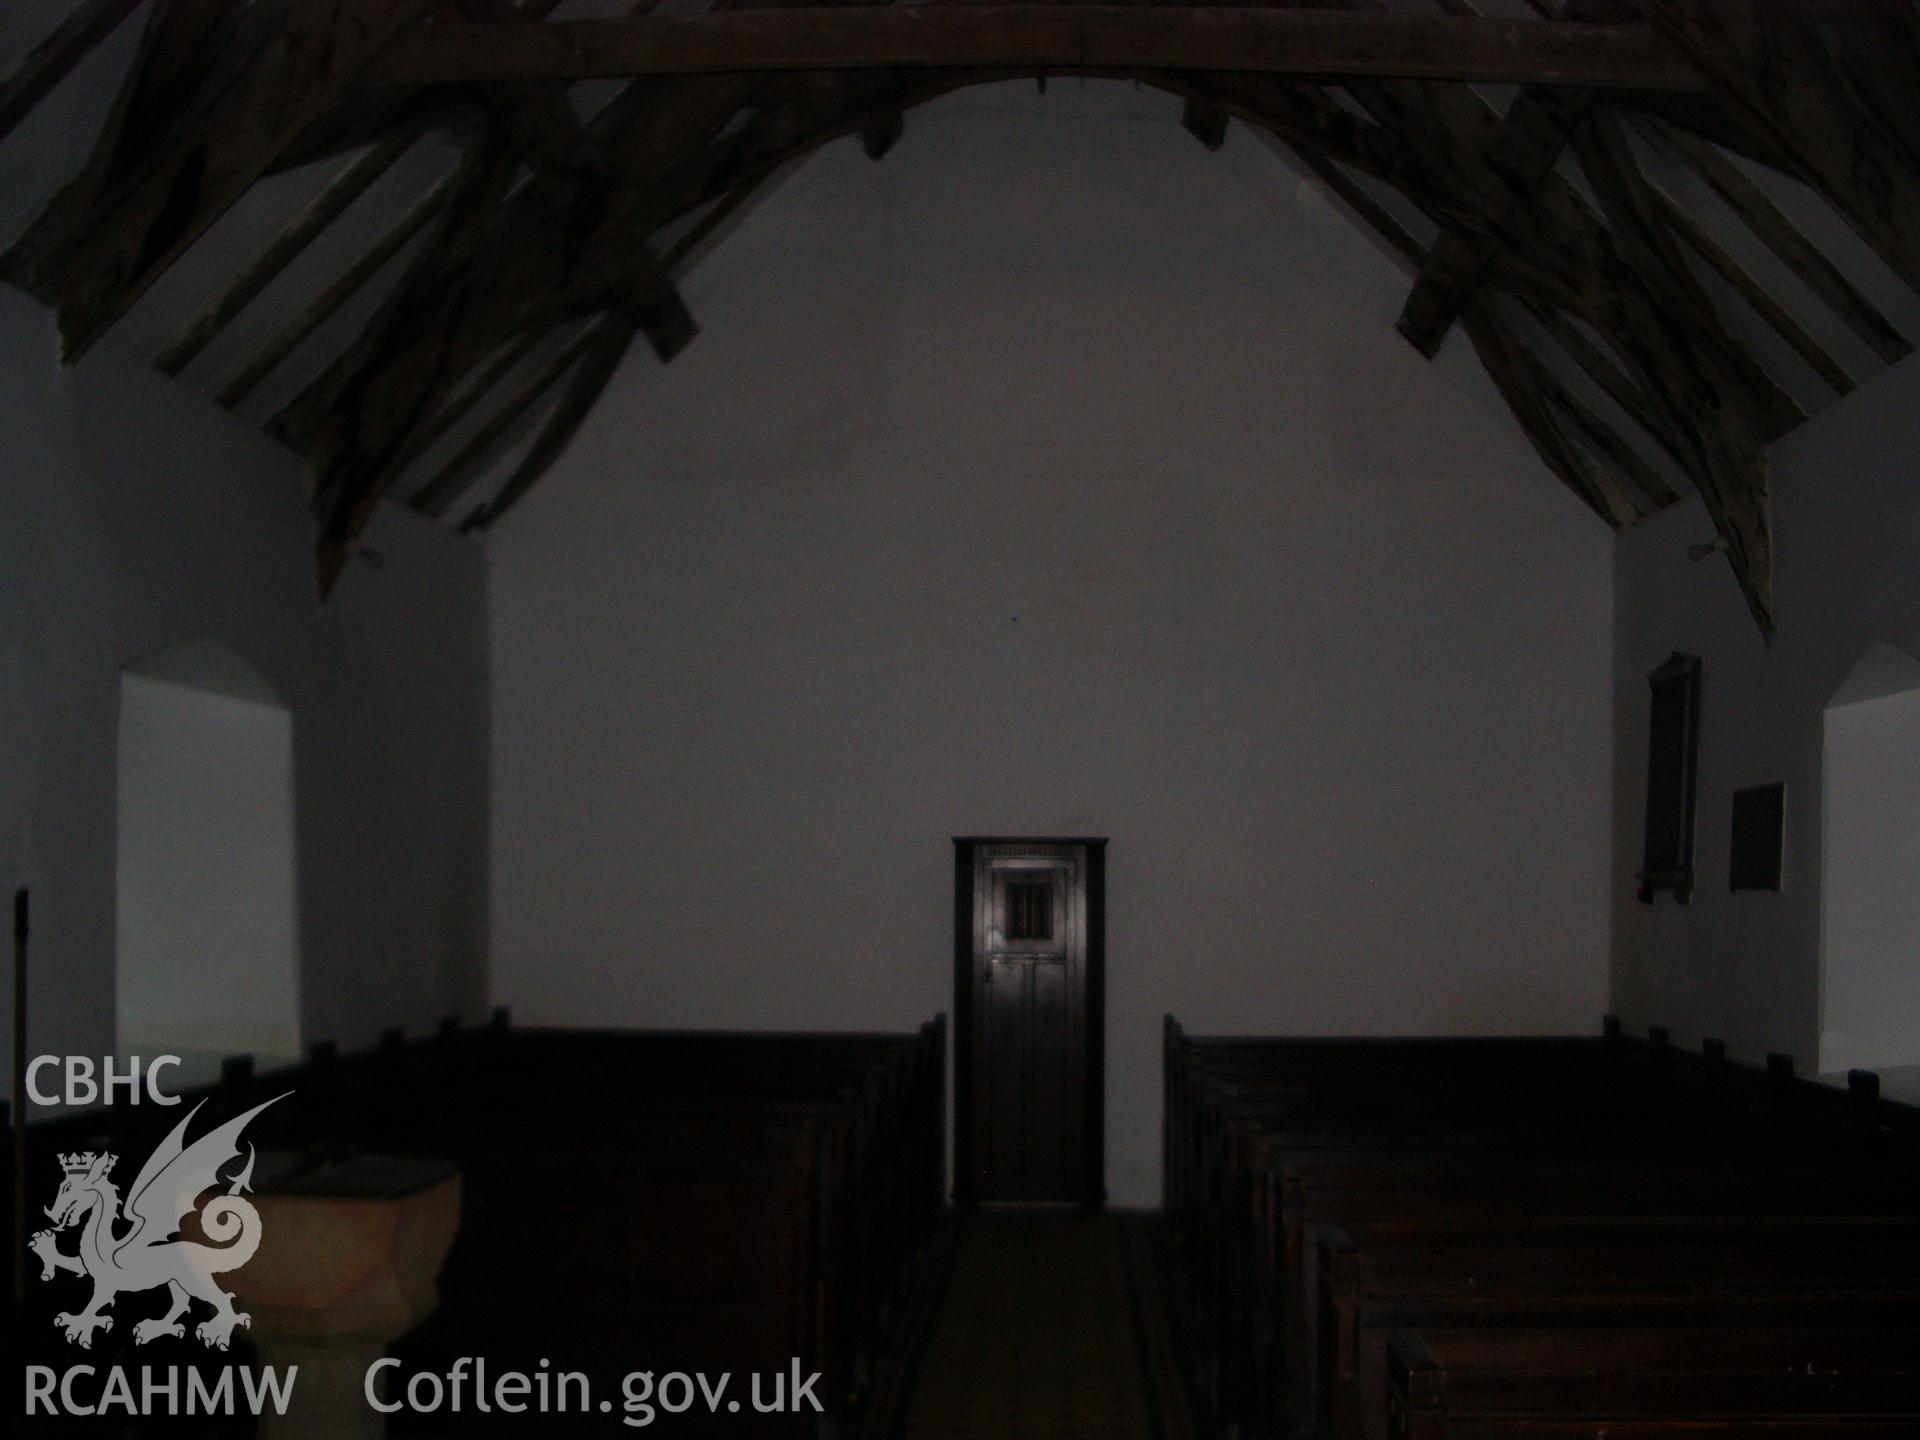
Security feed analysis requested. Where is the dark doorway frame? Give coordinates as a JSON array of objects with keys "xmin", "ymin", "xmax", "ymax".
[{"xmin": 952, "ymin": 836, "xmax": 1107, "ymax": 1207}]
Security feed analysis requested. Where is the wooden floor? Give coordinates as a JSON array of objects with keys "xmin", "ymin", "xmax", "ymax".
[{"xmin": 897, "ymin": 1211, "xmax": 1192, "ymax": 1440}]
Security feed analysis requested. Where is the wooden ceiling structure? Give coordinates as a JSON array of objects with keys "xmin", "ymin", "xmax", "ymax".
[{"xmin": 2, "ymin": 0, "xmax": 1917, "ymax": 630}]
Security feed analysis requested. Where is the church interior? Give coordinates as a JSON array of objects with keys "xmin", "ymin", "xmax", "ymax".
[{"xmin": 4, "ymin": 1, "xmax": 1920, "ymax": 1436}]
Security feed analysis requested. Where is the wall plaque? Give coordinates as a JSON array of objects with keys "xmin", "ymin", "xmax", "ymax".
[
  {"xmin": 1729, "ymin": 783, "xmax": 1785, "ymax": 892},
  {"xmin": 1638, "ymin": 653, "xmax": 1702, "ymax": 903}
]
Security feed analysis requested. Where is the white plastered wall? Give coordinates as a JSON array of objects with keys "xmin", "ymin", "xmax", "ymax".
[{"xmin": 489, "ymin": 84, "xmax": 1616, "ymax": 1206}]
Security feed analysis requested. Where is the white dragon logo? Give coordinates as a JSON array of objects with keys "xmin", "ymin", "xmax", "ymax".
[{"xmin": 29, "ymin": 1095, "xmax": 285, "ymax": 1350}]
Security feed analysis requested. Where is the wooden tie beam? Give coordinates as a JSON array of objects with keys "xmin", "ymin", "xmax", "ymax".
[{"xmin": 370, "ymin": 9, "xmax": 1706, "ymax": 90}]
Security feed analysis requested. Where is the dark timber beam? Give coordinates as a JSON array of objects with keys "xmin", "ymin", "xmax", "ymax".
[
  {"xmin": 4, "ymin": 0, "xmax": 244, "ymax": 293},
  {"xmin": 157, "ymin": 133, "xmax": 418, "ymax": 377},
  {"xmin": 1544, "ymin": 366, "xmax": 1680, "ymax": 511},
  {"xmin": 293, "ymin": 74, "xmax": 763, "ymax": 590},
  {"xmin": 1567, "ymin": 106, "xmax": 1799, "ymax": 632},
  {"xmin": 219, "ymin": 168, "xmax": 457, "ymax": 410},
  {"xmin": 459, "ymin": 0, "xmax": 609, "ymax": 179},
  {"xmin": 398, "ymin": 328, "xmax": 548, "ymax": 482},
  {"xmin": 1292, "ymin": 123, "xmax": 1683, "ymax": 516},
  {"xmin": 456, "ymin": 10, "xmax": 701, "ymax": 361},
  {"xmin": 0, "ymin": 0, "xmax": 435, "ymax": 361},
  {"xmin": 408, "ymin": 326, "xmax": 598, "ymax": 518},
  {"xmin": 1181, "ymin": 99, "xmax": 1230, "ymax": 152},
  {"xmin": 370, "ymin": 11, "xmax": 1707, "ymax": 90},
  {"xmin": 1280, "ymin": 140, "xmax": 1657, "ymax": 527},
  {"xmin": 0, "ymin": 0, "xmax": 142, "ymax": 150},
  {"xmin": 1396, "ymin": 86, "xmax": 1590, "ymax": 357},
  {"xmin": 288, "ymin": 135, "xmax": 529, "ymax": 587},
  {"xmin": 1274, "ymin": 140, "xmax": 1425, "ymax": 270},
  {"xmin": 1648, "ymin": 117, "xmax": 1913, "ymax": 367},
  {"xmin": 463, "ymin": 313, "xmax": 640, "ymax": 531},
  {"xmin": 1462, "ymin": 299, "xmax": 1643, "ymax": 527},
  {"xmin": 1632, "ymin": 0, "xmax": 1920, "ymax": 293},
  {"xmin": 861, "ymin": 111, "xmax": 905, "ymax": 161},
  {"xmin": 1644, "ymin": 179, "xmax": 1855, "ymax": 397},
  {"xmin": 1245, "ymin": 0, "xmax": 1791, "ymax": 629},
  {"xmin": 1519, "ymin": 298, "xmax": 1692, "ymax": 482},
  {"xmin": 271, "ymin": 92, "xmax": 478, "ymax": 177},
  {"xmin": 662, "ymin": 182, "xmax": 767, "ymax": 270}
]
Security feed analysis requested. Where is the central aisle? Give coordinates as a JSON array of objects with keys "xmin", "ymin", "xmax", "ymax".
[{"xmin": 898, "ymin": 1211, "xmax": 1186, "ymax": 1440}]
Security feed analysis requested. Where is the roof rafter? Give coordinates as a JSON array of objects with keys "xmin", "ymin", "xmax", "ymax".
[
  {"xmin": 1630, "ymin": 0, "xmax": 1920, "ymax": 295},
  {"xmin": 1519, "ymin": 298, "xmax": 1692, "ymax": 485},
  {"xmin": 1643, "ymin": 177, "xmax": 1855, "ymax": 397},
  {"xmin": 399, "ymin": 327, "xmax": 549, "ymax": 486},
  {"xmin": 0, "ymin": 0, "xmax": 436, "ymax": 361},
  {"xmin": 1275, "ymin": 134, "xmax": 1660, "ymax": 530},
  {"xmin": 1564, "ymin": 103, "xmax": 1799, "ymax": 631},
  {"xmin": 283, "ymin": 72, "xmax": 768, "ymax": 589},
  {"xmin": 462, "ymin": 312, "xmax": 640, "ymax": 531},
  {"xmin": 1175, "ymin": 6, "xmax": 1793, "ymax": 624},
  {"xmin": 1288, "ymin": 0, "xmax": 1798, "ymax": 626},
  {"xmin": 0, "ymin": 0, "xmax": 142, "ymax": 151},
  {"xmin": 409, "ymin": 324, "xmax": 593, "ymax": 518},
  {"xmin": 156, "ymin": 133, "xmax": 419, "ymax": 378},
  {"xmin": 0, "ymin": 0, "xmax": 1908, "ymax": 632},
  {"xmin": 1647, "ymin": 116, "xmax": 1913, "ymax": 367},
  {"xmin": 220, "ymin": 164, "xmax": 461, "ymax": 410},
  {"xmin": 1541, "ymin": 359, "xmax": 1680, "ymax": 512},
  {"xmin": 1462, "ymin": 299, "xmax": 1643, "ymax": 527}
]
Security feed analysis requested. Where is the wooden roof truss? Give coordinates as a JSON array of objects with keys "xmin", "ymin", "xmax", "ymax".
[{"xmin": 2, "ymin": 0, "xmax": 1916, "ymax": 632}]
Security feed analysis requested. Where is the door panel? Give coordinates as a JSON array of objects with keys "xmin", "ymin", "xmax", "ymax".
[
  {"xmin": 968, "ymin": 843, "xmax": 1090, "ymax": 1202},
  {"xmin": 983, "ymin": 964, "xmax": 1028, "ymax": 1189},
  {"xmin": 1026, "ymin": 954, "xmax": 1076, "ymax": 1196}
]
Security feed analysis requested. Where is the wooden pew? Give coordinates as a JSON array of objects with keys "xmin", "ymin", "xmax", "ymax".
[
  {"xmin": 1317, "ymin": 1217, "xmax": 1920, "ymax": 1440},
  {"xmin": 1195, "ymin": 1135, "xmax": 1919, "ymax": 1438},
  {"xmin": 1161, "ymin": 1017, "xmax": 1920, "ymax": 1440},
  {"xmin": 1262, "ymin": 1152, "xmax": 1920, "ymax": 1438},
  {"xmin": 414, "ymin": 1020, "xmax": 947, "ymax": 1434},
  {"xmin": 1388, "ymin": 1423, "xmax": 1920, "ymax": 1439},
  {"xmin": 1386, "ymin": 1327, "xmax": 1920, "ymax": 1440}
]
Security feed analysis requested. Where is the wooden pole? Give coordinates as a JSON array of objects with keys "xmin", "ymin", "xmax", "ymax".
[{"xmin": 12, "ymin": 887, "xmax": 28, "ymax": 1311}]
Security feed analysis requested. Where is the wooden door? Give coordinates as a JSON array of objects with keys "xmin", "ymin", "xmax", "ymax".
[{"xmin": 955, "ymin": 839, "xmax": 1104, "ymax": 1204}]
